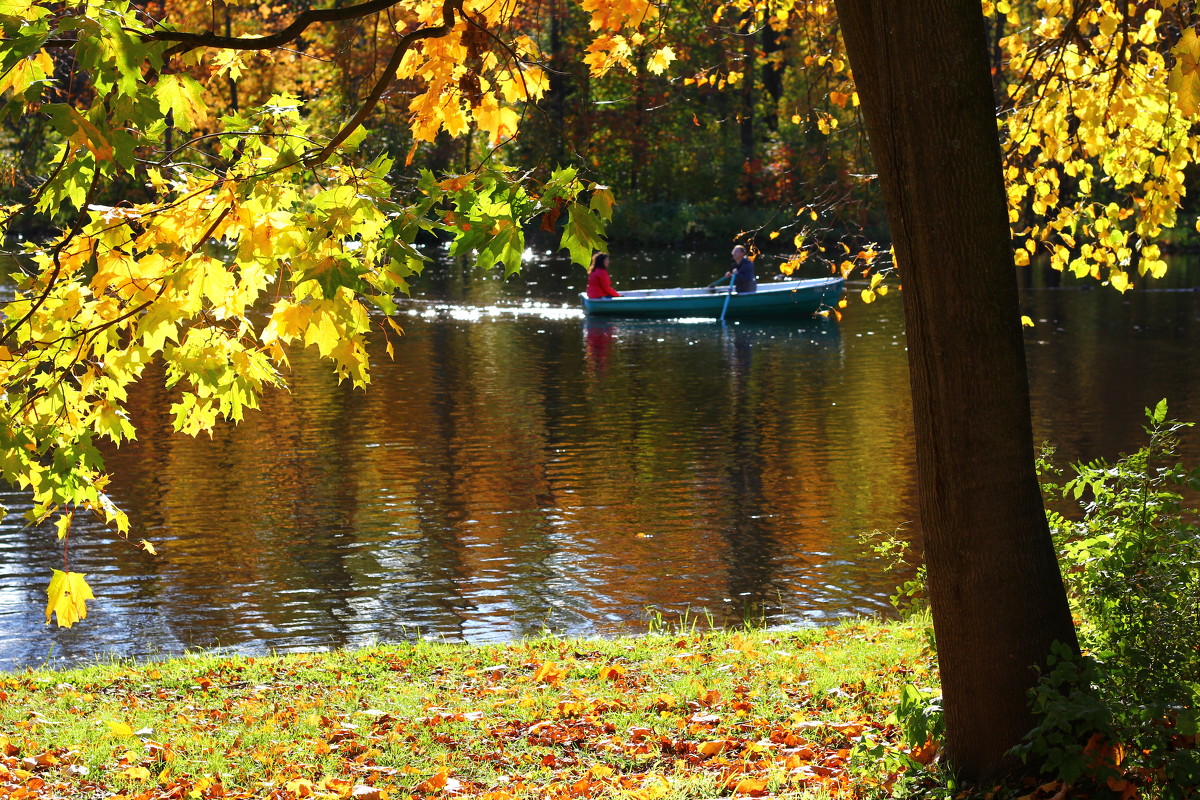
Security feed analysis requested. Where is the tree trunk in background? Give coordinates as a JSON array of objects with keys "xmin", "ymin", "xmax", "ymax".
[
  {"xmin": 831, "ymin": 0, "xmax": 1079, "ymax": 780},
  {"xmin": 631, "ymin": 67, "xmax": 644, "ymax": 196},
  {"xmin": 739, "ymin": 10, "xmax": 756, "ymax": 202},
  {"xmin": 761, "ymin": 17, "xmax": 785, "ymax": 133},
  {"xmin": 548, "ymin": 0, "xmax": 567, "ymax": 165}
]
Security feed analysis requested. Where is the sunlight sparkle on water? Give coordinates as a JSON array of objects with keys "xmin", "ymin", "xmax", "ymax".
[{"xmin": 404, "ymin": 302, "xmax": 582, "ymax": 321}]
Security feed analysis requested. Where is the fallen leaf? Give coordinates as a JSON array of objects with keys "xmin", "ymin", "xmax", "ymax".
[{"xmin": 697, "ymin": 739, "xmax": 732, "ymax": 757}]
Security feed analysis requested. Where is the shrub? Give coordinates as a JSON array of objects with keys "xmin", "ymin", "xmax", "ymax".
[{"xmin": 1019, "ymin": 401, "xmax": 1200, "ymax": 798}]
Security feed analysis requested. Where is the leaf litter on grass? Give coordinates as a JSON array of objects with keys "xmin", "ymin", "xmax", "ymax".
[{"xmin": 0, "ymin": 619, "xmax": 935, "ymax": 800}]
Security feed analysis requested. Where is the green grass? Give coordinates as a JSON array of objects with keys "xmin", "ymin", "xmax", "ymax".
[{"xmin": 0, "ymin": 616, "xmax": 936, "ymax": 799}]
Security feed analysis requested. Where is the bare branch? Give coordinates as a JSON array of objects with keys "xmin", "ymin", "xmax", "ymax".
[{"xmin": 146, "ymin": 0, "xmax": 406, "ymax": 55}]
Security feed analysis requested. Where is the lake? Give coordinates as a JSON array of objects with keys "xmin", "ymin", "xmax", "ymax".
[{"xmin": 2, "ymin": 246, "xmax": 1199, "ymax": 669}]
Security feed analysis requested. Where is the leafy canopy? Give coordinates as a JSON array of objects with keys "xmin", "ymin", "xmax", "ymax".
[{"xmin": 0, "ymin": 0, "xmax": 627, "ymax": 624}]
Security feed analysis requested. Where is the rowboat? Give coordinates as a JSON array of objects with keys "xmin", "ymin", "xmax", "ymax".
[{"xmin": 580, "ymin": 276, "xmax": 844, "ymax": 320}]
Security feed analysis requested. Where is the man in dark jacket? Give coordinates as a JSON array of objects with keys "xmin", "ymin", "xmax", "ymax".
[{"xmin": 726, "ymin": 245, "xmax": 757, "ymax": 293}]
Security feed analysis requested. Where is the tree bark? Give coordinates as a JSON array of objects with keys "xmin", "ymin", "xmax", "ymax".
[{"xmin": 831, "ymin": 0, "xmax": 1079, "ymax": 780}]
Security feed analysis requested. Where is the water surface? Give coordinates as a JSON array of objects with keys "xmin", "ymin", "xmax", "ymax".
[{"xmin": 1, "ymin": 248, "xmax": 1197, "ymax": 668}]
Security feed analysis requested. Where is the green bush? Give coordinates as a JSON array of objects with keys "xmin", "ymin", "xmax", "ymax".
[{"xmin": 1019, "ymin": 401, "xmax": 1200, "ymax": 798}]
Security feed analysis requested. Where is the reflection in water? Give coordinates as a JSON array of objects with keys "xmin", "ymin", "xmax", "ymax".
[{"xmin": 1, "ymin": 248, "xmax": 1198, "ymax": 669}]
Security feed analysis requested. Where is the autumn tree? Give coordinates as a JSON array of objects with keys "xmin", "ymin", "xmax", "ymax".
[
  {"xmin": 3, "ymin": 0, "xmax": 1200, "ymax": 782},
  {"xmin": 832, "ymin": 0, "xmax": 1200, "ymax": 782},
  {"xmin": 0, "ymin": 0, "xmax": 631, "ymax": 624}
]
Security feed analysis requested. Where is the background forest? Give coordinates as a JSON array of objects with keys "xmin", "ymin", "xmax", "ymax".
[{"xmin": 6, "ymin": 0, "xmax": 1194, "ymax": 256}]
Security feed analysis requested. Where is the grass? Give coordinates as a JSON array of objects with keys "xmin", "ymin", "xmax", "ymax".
[{"xmin": 0, "ymin": 616, "xmax": 937, "ymax": 800}]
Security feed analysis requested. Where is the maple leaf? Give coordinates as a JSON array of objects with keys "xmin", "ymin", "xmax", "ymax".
[
  {"xmin": 105, "ymin": 721, "xmax": 136, "ymax": 738},
  {"xmin": 474, "ymin": 99, "xmax": 520, "ymax": 144},
  {"xmin": 45, "ymin": 570, "xmax": 95, "ymax": 628},
  {"xmin": 44, "ymin": 105, "xmax": 114, "ymax": 161},
  {"xmin": 589, "ymin": 186, "xmax": 615, "ymax": 222},
  {"xmin": 1169, "ymin": 30, "xmax": 1200, "ymax": 117},
  {"xmin": 560, "ymin": 202, "xmax": 607, "ymax": 268},
  {"xmin": 154, "ymin": 74, "xmax": 207, "ymax": 132},
  {"xmin": 647, "ymin": 46, "xmax": 676, "ymax": 75}
]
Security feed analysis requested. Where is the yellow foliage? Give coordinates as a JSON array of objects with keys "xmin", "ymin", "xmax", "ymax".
[
  {"xmin": 647, "ymin": 46, "xmax": 676, "ymax": 75},
  {"xmin": 996, "ymin": 0, "xmax": 1199, "ymax": 291},
  {"xmin": 45, "ymin": 570, "xmax": 95, "ymax": 628}
]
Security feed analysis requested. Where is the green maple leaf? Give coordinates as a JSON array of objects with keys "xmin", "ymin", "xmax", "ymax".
[{"xmin": 560, "ymin": 202, "xmax": 607, "ymax": 268}]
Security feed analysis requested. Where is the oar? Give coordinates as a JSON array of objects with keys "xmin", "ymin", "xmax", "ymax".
[
  {"xmin": 718, "ymin": 271, "xmax": 736, "ymax": 322},
  {"xmin": 705, "ymin": 275, "xmax": 728, "ymax": 288}
]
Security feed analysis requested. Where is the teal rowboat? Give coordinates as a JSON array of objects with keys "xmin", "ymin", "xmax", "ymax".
[{"xmin": 581, "ymin": 276, "xmax": 844, "ymax": 320}]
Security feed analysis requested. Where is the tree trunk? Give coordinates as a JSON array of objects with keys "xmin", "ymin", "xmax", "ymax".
[
  {"xmin": 831, "ymin": 0, "xmax": 1079, "ymax": 780},
  {"xmin": 739, "ymin": 10, "xmax": 756, "ymax": 202},
  {"xmin": 761, "ymin": 10, "xmax": 785, "ymax": 133}
]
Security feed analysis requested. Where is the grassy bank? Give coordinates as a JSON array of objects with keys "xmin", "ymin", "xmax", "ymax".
[{"xmin": 0, "ymin": 617, "xmax": 936, "ymax": 800}]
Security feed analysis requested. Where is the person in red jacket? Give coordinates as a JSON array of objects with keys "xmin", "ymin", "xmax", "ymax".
[{"xmin": 586, "ymin": 252, "xmax": 621, "ymax": 298}]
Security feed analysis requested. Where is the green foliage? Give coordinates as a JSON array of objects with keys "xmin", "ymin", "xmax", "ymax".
[
  {"xmin": 892, "ymin": 681, "xmax": 945, "ymax": 752},
  {"xmin": 852, "ymin": 531, "xmax": 946, "ymax": 798},
  {"xmin": 851, "ymin": 665, "xmax": 952, "ymax": 800},
  {"xmin": 1018, "ymin": 402, "xmax": 1200, "ymax": 796},
  {"xmin": 858, "ymin": 526, "xmax": 928, "ymax": 619},
  {"xmin": 608, "ymin": 199, "xmax": 785, "ymax": 246}
]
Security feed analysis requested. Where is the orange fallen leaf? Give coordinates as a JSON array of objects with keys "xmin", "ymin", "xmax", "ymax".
[
  {"xmin": 697, "ymin": 739, "xmax": 732, "ymax": 757},
  {"xmin": 599, "ymin": 664, "xmax": 626, "ymax": 680},
  {"xmin": 629, "ymin": 775, "xmax": 671, "ymax": 800},
  {"xmin": 416, "ymin": 769, "xmax": 449, "ymax": 792},
  {"xmin": 727, "ymin": 776, "xmax": 769, "ymax": 794},
  {"xmin": 532, "ymin": 662, "xmax": 566, "ymax": 684}
]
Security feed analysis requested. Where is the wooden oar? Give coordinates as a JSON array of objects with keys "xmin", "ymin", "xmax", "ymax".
[{"xmin": 718, "ymin": 272, "xmax": 737, "ymax": 322}]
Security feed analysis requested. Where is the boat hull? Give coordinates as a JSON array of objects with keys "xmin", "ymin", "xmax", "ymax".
[{"xmin": 581, "ymin": 277, "xmax": 844, "ymax": 319}]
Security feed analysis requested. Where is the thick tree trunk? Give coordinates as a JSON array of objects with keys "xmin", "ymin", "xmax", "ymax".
[{"xmin": 831, "ymin": 0, "xmax": 1079, "ymax": 780}]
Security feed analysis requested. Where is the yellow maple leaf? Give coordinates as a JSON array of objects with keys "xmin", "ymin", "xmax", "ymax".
[
  {"xmin": 121, "ymin": 765, "xmax": 152, "ymax": 781},
  {"xmin": 473, "ymin": 99, "xmax": 520, "ymax": 144},
  {"xmin": 106, "ymin": 721, "xmax": 136, "ymax": 738},
  {"xmin": 265, "ymin": 301, "xmax": 313, "ymax": 343},
  {"xmin": 629, "ymin": 775, "xmax": 671, "ymax": 800},
  {"xmin": 154, "ymin": 74, "xmax": 207, "ymax": 132},
  {"xmin": 45, "ymin": 570, "xmax": 95, "ymax": 628},
  {"xmin": 285, "ymin": 778, "xmax": 315, "ymax": 797},
  {"xmin": 1168, "ymin": 30, "xmax": 1200, "ymax": 117},
  {"xmin": 647, "ymin": 46, "xmax": 676, "ymax": 75}
]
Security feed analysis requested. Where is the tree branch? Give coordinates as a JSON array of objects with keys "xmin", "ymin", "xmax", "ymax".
[
  {"xmin": 0, "ymin": 167, "xmax": 104, "ymax": 348},
  {"xmin": 147, "ymin": 0, "xmax": 406, "ymax": 55},
  {"xmin": 305, "ymin": 0, "xmax": 465, "ymax": 166}
]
